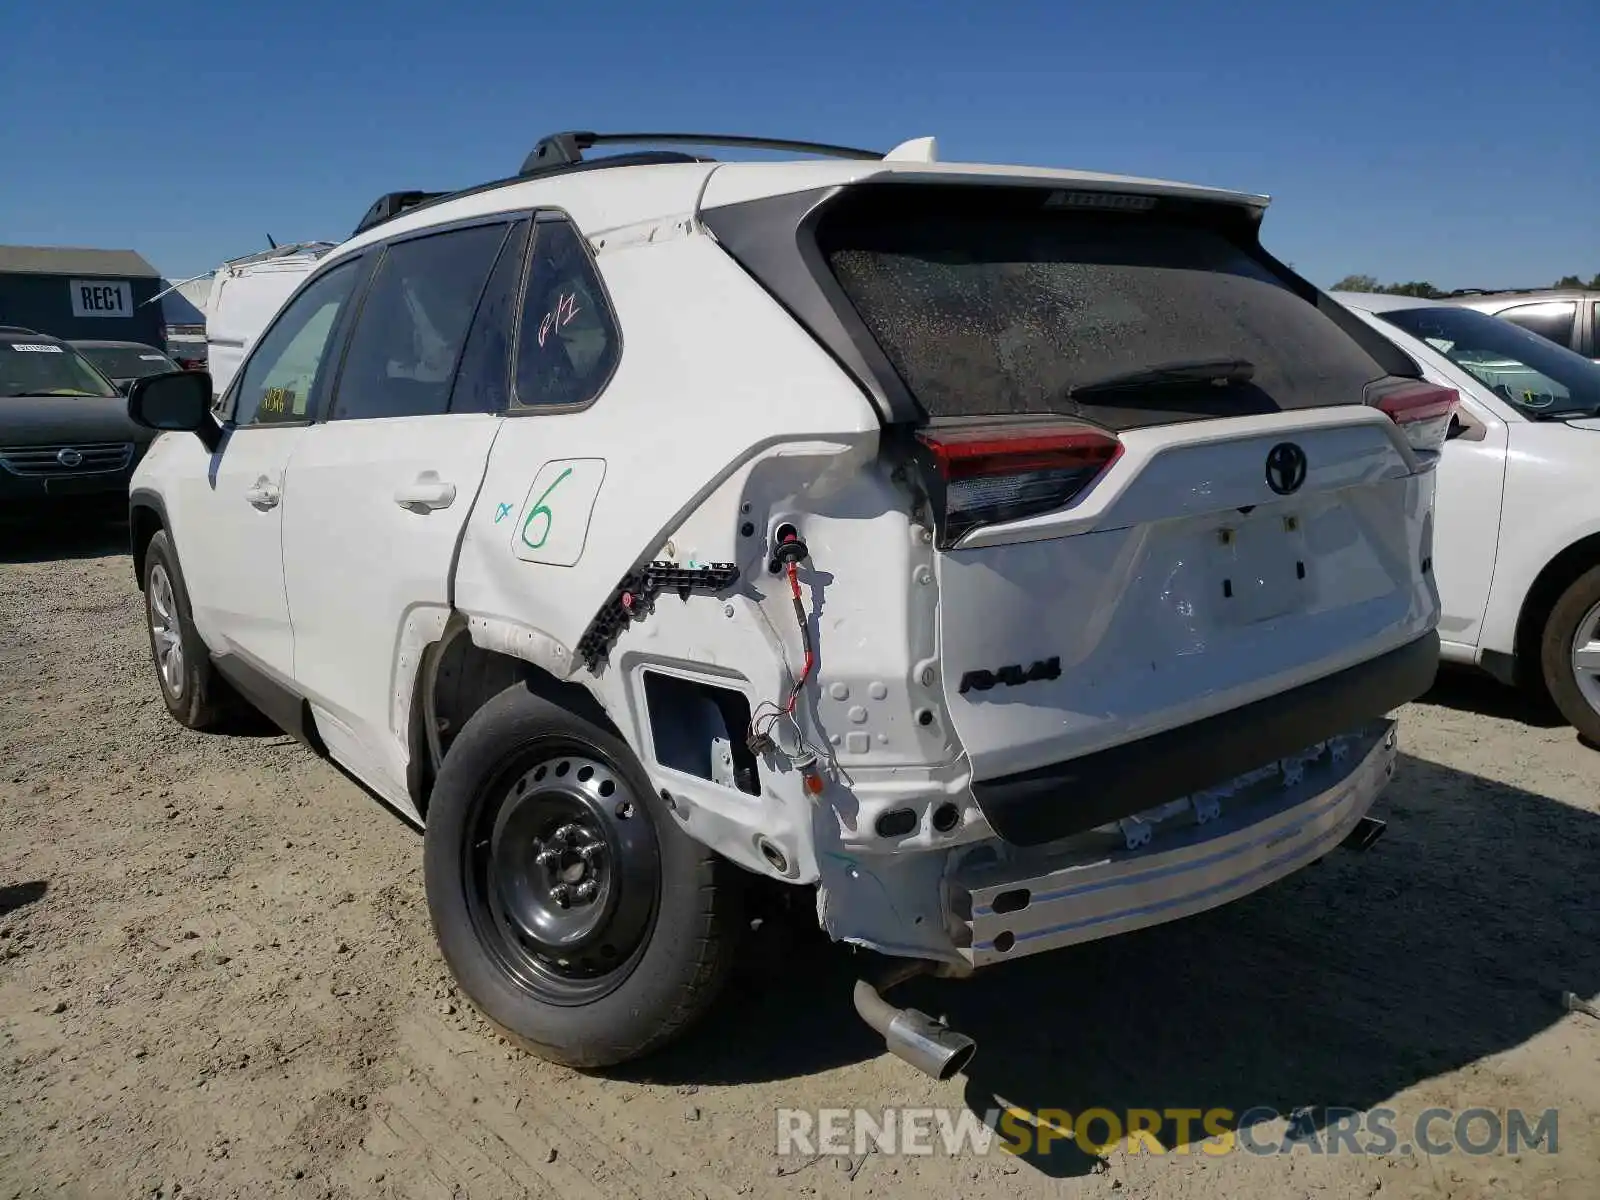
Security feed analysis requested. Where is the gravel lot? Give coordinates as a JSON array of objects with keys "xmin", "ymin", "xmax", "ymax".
[{"xmin": 2, "ymin": 519, "xmax": 1597, "ymax": 1200}]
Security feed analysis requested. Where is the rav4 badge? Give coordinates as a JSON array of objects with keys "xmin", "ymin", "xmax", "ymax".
[{"xmin": 958, "ymin": 656, "xmax": 1062, "ymax": 695}]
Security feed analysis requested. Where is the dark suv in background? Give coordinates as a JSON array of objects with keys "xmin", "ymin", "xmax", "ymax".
[{"xmin": 0, "ymin": 326, "xmax": 155, "ymax": 521}]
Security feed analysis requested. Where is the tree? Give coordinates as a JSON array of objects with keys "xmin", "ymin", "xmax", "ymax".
[
  {"xmin": 1554, "ymin": 275, "xmax": 1585, "ymax": 288},
  {"xmin": 1331, "ymin": 274, "xmax": 1379, "ymax": 292},
  {"xmin": 1385, "ymin": 281, "xmax": 1446, "ymax": 299}
]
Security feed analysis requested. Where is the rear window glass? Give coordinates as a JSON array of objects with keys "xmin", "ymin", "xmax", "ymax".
[{"xmin": 822, "ymin": 209, "xmax": 1387, "ymax": 429}]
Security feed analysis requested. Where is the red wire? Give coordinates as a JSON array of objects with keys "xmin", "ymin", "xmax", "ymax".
[{"xmin": 782, "ymin": 560, "xmax": 814, "ymax": 715}]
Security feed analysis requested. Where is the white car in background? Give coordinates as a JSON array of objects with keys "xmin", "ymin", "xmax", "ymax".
[{"xmin": 1337, "ymin": 291, "xmax": 1600, "ymax": 743}]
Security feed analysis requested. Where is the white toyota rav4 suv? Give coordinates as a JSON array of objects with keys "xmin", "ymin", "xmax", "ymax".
[{"xmin": 125, "ymin": 132, "xmax": 1447, "ymax": 1078}]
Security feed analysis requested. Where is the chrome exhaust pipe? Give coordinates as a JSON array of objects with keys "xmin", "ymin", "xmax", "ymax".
[
  {"xmin": 852, "ymin": 963, "xmax": 977, "ymax": 1081},
  {"xmin": 1341, "ymin": 816, "xmax": 1387, "ymax": 852}
]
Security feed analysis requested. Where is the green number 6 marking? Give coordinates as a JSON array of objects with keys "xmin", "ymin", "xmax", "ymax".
[{"xmin": 520, "ymin": 467, "xmax": 573, "ymax": 550}]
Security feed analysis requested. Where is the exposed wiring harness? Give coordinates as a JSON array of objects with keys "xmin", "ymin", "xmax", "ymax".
[{"xmin": 748, "ymin": 528, "xmax": 828, "ymax": 778}]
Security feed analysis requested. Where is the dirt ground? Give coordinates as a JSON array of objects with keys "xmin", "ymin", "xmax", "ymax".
[{"xmin": 2, "ymin": 519, "xmax": 1597, "ymax": 1200}]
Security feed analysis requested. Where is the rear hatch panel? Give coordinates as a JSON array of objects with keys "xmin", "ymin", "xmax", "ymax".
[
  {"xmin": 701, "ymin": 175, "xmax": 1441, "ymax": 839},
  {"xmin": 936, "ymin": 413, "xmax": 1436, "ymax": 785}
]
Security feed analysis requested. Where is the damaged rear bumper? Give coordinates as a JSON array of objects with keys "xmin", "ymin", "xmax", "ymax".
[
  {"xmin": 947, "ymin": 718, "xmax": 1397, "ymax": 968},
  {"xmin": 967, "ymin": 632, "xmax": 1435, "ymax": 846}
]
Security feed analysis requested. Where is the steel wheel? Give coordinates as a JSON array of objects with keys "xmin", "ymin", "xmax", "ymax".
[
  {"xmin": 147, "ymin": 563, "xmax": 185, "ymax": 699},
  {"xmin": 463, "ymin": 749, "xmax": 660, "ymax": 1006},
  {"xmin": 1571, "ymin": 599, "xmax": 1600, "ymax": 720}
]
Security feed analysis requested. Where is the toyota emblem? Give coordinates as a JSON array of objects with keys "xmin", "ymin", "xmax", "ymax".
[
  {"xmin": 56, "ymin": 448, "xmax": 84, "ymax": 468},
  {"xmin": 1264, "ymin": 442, "xmax": 1307, "ymax": 495}
]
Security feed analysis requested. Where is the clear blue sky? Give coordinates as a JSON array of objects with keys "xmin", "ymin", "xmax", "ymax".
[{"xmin": 2, "ymin": 0, "xmax": 1594, "ymax": 290}]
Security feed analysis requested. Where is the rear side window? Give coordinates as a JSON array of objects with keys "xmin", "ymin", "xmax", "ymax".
[
  {"xmin": 821, "ymin": 204, "xmax": 1388, "ymax": 430},
  {"xmin": 513, "ymin": 218, "xmax": 620, "ymax": 410},
  {"xmin": 1495, "ymin": 301, "xmax": 1577, "ymax": 349},
  {"xmin": 330, "ymin": 222, "xmax": 509, "ymax": 421}
]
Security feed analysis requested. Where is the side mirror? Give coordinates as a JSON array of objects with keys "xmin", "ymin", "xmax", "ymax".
[
  {"xmin": 116, "ymin": 378, "xmax": 135, "ymax": 395},
  {"xmin": 128, "ymin": 370, "xmax": 221, "ymax": 451},
  {"xmin": 1445, "ymin": 410, "xmax": 1486, "ymax": 443}
]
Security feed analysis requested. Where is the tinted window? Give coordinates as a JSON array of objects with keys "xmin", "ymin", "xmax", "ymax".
[
  {"xmin": 330, "ymin": 223, "xmax": 510, "ymax": 421},
  {"xmin": 820, "ymin": 199, "xmax": 1388, "ymax": 431},
  {"xmin": 450, "ymin": 220, "xmax": 529, "ymax": 414},
  {"xmin": 1380, "ymin": 304, "xmax": 1600, "ymax": 419},
  {"xmin": 234, "ymin": 260, "xmax": 360, "ymax": 426},
  {"xmin": 1496, "ymin": 301, "xmax": 1576, "ymax": 348},
  {"xmin": 514, "ymin": 218, "xmax": 620, "ymax": 409}
]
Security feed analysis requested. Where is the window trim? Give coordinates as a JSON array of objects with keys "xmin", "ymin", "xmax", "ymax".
[
  {"xmin": 504, "ymin": 208, "xmax": 625, "ymax": 418},
  {"xmin": 320, "ymin": 211, "xmax": 529, "ymax": 424},
  {"xmin": 448, "ymin": 217, "xmax": 533, "ymax": 415},
  {"xmin": 221, "ymin": 252, "xmax": 373, "ymax": 430}
]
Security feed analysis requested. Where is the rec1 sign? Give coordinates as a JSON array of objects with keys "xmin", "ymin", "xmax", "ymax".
[{"xmin": 70, "ymin": 279, "xmax": 133, "ymax": 318}]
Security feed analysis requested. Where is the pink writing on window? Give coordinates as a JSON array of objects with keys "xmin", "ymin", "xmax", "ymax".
[{"xmin": 537, "ymin": 292, "xmax": 582, "ymax": 348}]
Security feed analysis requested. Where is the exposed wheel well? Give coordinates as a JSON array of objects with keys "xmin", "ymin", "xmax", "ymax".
[
  {"xmin": 412, "ymin": 624, "xmax": 615, "ymax": 819},
  {"xmin": 1513, "ymin": 532, "xmax": 1600, "ymax": 692},
  {"xmin": 130, "ymin": 504, "xmax": 163, "ymax": 590}
]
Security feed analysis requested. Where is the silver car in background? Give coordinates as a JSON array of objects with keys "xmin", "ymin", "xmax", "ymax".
[{"xmin": 1435, "ymin": 288, "xmax": 1600, "ymax": 360}]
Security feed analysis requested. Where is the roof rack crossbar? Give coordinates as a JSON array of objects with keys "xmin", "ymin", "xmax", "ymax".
[{"xmin": 519, "ymin": 131, "xmax": 883, "ymax": 175}]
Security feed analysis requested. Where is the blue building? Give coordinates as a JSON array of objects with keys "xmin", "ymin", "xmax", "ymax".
[{"xmin": 0, "ymin": 245, "xmax": 166, "ymax": 346}]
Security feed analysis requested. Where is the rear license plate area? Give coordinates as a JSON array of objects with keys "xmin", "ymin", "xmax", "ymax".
[{"xmin": 1212, "ymin": 512, "xmax": 1307, "ymax": 626}]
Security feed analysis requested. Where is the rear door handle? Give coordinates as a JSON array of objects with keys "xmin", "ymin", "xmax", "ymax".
[
  {"xmin": 245, "ymin": 479, "xmax": 280, "ymax": 510},
  {"xmin": 394, "ymin": 475, "xmax": 457, "ymax": 512}
]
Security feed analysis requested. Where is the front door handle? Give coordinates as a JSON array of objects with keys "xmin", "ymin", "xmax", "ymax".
[
  {"xmin": 394, "ymin": 474, "xmax": 457, "ymax": 512},
  {"xmin": 245, "ymin": 478, "xmax": 280, "ymax": 510}
]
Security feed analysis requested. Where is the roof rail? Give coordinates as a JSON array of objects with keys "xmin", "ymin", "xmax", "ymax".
[
  {"xmin": 518, "ymin": 131, "xmax": 883, "ymax": 176},
  {"xmin": 352, "ymin": 190, "xmax": 454, "ymax": 237},
  {"xmin": 340, "ymin": 133, "xmax": 886, "ymax": 243},
  {"xmin": 1445, "ymin": 286, "xmax": 1557, "ymax": 298}
]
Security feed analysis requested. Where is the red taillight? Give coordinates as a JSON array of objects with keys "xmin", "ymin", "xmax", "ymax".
[
  {"xmin": 1373, "ymin": 381, "xmax": 1459, "ymax": 454},
  {"xmin": 916, "ymin": 422, "xmax": 1121, "ymax": 542}
]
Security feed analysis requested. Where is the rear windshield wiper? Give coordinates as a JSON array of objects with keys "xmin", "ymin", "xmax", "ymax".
[{"xmin": 1068, "ymin": 357, "xmax": 1255, "ymax": 400}]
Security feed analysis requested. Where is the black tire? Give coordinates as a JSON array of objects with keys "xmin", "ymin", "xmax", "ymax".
[
  {"xmin": 141, "ymin": 529, "xmax": 231, "ymax": 731},
  {"xmin": 423, "ymin": 682, "xmax": 741, "ymax": 1068},
  {"xmin": 1540, "ymin": 564, "xmax": 1600, "ymax": 746}
]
